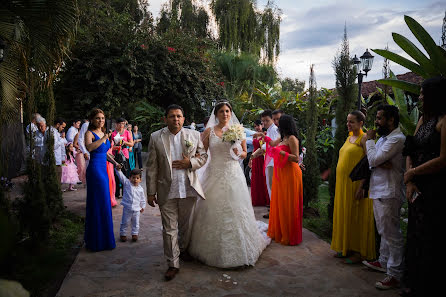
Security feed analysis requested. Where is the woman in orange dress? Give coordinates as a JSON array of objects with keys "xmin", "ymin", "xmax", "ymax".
[{"xmin": 259, "ymin": 114, "xmax": 303, "ymax": 245}]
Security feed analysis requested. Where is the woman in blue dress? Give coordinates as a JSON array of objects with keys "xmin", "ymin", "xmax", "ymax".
[{"xmin": 84, "ymin": 108, "xmax": 116, "ymax": 251}]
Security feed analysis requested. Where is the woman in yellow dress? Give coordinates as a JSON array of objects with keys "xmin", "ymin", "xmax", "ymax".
[{"xmin": 331, "ymin": 110, "xmax": 376, "ymax": 263}]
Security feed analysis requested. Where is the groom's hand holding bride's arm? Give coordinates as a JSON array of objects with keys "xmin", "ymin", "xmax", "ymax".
[
  {"xmin": 172, "ymin": 153, "xmax": 192, "ymax": 169},
  {"xmin": 189, "ymin": 132, "xmax": 208, "ymax": 170}
]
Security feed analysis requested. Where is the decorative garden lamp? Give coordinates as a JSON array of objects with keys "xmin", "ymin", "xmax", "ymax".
[{"xmin": 353, "ymin": 49, "xmax": 374, "ymax": 109}]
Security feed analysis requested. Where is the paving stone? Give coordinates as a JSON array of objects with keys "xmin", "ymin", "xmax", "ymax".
[{"xmin": 57, "ymin": 153, "xmax": 398, "ymax": 297}]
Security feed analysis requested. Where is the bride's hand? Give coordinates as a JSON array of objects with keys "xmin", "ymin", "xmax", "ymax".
[{"xmin": 232, "ymin": 147, "xmax": 239, "ymax": 156}]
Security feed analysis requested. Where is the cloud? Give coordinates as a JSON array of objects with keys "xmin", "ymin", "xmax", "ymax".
[
  {"xmin": 277, "ymin": 0, "xmax": 444, "ymax": 88},
  {"xmin": 146, "ymin": 0, "xmax": 444, "ymax": 88}
]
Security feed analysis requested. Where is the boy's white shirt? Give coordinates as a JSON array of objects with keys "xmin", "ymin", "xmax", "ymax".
[{"xmin": 115, "ymin": 170, "xmax": 146, "ymax": 211}]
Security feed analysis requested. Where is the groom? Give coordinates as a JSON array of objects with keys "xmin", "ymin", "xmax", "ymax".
[{"xmin": 146, "ymin": 104, "xmax": 208, "ymax": 281}]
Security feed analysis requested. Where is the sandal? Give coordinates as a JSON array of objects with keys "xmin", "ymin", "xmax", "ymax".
[{"xmin": 343, "ymin": 254, "xmax": 362, "ymax": 264}]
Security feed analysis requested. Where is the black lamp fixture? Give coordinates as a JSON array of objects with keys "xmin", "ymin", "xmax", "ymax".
[
  {"xmin": 211, "ymin": 98, "xmax": 216, "ymax": 107},
  {"xmin": 353, "ymin": 49, "xmax": 374, "ymax": 109},
  {"xmin": 0, "ymin": 38, "xmax": 6, "ymax": 63}
]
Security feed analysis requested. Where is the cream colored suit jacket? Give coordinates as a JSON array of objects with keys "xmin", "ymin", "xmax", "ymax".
[{"xmin": 146, "ymin": 127, "xmax": 207, "ymax": 206}]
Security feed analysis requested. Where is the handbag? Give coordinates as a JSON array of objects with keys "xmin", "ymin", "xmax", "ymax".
[{"xmin": 349, "ymin": 156, "xmax": 371, "ymax": 191}]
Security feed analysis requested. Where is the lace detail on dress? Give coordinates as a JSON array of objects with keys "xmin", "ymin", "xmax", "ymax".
[{"xmin": 188, "ymin": 127, "xmax": 270, "ymax": 268}]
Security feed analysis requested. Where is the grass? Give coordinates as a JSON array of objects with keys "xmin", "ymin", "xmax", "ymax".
[
  {"xmin": 1, "ymin": 211, "xmax": 84, "ymax": 297},
  {"xmin": 303, "ymin": 183, "xmax": 332, "ymax": 242},
  {"xmin": 304, "ymin": 183, "xmax": 409, "ymax": 243}
]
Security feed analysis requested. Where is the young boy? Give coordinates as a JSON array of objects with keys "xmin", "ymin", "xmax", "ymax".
[{"xmin": 115, "ymin": 168, "xmax": 146, "ymax": 242}]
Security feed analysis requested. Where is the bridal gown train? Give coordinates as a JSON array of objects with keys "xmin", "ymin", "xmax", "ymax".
[{"xmin": 188, "ymin": 127, "xmax": 270, "ymax": 268}]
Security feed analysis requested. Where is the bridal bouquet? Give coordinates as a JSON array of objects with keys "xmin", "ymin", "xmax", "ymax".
[{"xmin": 222, "ymin": 124, "xmax": 246, "ymax": 160}]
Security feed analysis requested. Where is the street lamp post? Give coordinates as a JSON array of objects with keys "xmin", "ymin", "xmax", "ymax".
[{"xmin": 353, "ymin": 49, "xmax": 374, "ymax": 110}]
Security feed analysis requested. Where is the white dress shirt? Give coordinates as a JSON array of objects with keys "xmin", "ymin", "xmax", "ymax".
[
  {"xmin": 167, "ymin": 129, "xmax": 196, "ymax": 199},
  {"xmin": 26, "ymin": 123, "xmax": 38, "ymax": 135},
  {"xmin": 33, "ymin": 129, "xmax": 47, "ymax": 164},
  {"xmin": 66, "ymin": 126, "xmax": 78, "ymax": 143},
  {"xmin": 51, "ymin": 127, "xmax": 65, "ymax": 166},
  {"xmin": 116, "ymin": 170, "xmax": 146, "ymax": 211},
  {"xmin": 262, "ymin": 124, "xmax": 279, "ymax": 168},
  {"xmin": 78, "ymin": 122, "xmax": 90, "ymax": 156},
  {"xmin": 366, "ymin": 127, "xmax": 406, "ymax": 200}
]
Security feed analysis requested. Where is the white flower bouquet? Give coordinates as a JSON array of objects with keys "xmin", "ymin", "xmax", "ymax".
[{"xmin": 222, "ymin": 124, "xmax": 246, "ymax": 160}]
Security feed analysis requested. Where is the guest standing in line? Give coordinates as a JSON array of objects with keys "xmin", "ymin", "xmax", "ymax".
[
  {"xmin": 248, "ymin": 120, "xmax": 269, "ymax": 206},
  {"xmin": 78, "ymin": 119, "xmax": 90, "ymax": 185},
  {"xmin": 127, "ymin": 123, "xmax": 136, "ymax": 170},
  {"xmin": 402, "ymin": 77, "xmax": 446, "ymax": 296},
  {"xmin": 73, "ymin": 121, "xmax": 87, "ymax": 184},
  {"xmin": 66, "ymin": 119, "xmax": 81, "ymax": 143},
  {"xmin": 253, "ymin": 115, "xmax": 303, "ymax": 245},
  {"xmin": 84, "ymin": 108, "xmax": 115, "ymax": 252},
  {"xmin": 260, "ymin": 110, "xmax": 279, "ymax": 218},
  {"xmin": 112, "ymin": 118, "xmax": 134, "ymax": 198},
  {"xmin": 51, "ymin": 118, "xmax": 66, "ymax": 185},
  {"xmin": 132, "ymin": 124, "xmax": 143, "ymax": 169},
  {"xmin": 331, "ymin": 110, "xmax": 376, "ymax": 263},
  {"xmin": 106, "ymin": 145, "xmax": 118, "ymax": 208},
  {"xmin": 362, "ymin": 105, "xmax": 406, "ymax": 290}
]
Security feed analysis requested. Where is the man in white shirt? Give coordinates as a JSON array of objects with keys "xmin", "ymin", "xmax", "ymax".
[
  {"xmin": 51, "ymin": 118, "xmax": 67, "ymax": 184},
  {"xmin": 34, "ymin": 117, "xmax": 48, "ymax": 164},
  {"xmin": 260, "ymin": 110, "xmax": 279, "ymax": 218},
  {"xmin": 26, "ymin": 113, "xmax": 41, "ymax": 135},
  {"xmin": 66, "ymin": 119, "xmax": 81, "ymax": 143},
  {"xmin": 78, "ymin": 121, "xmax": 90, "ymax": 167},
  {"xmin": 363, "ymin": 105, "xmax": 406, "ymax": 290},
  {"xmin": 146, "ymin": 104, "xmax": 207, "ymax": 281}
]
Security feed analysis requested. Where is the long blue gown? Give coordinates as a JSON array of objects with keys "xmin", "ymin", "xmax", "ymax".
[{"xmin": 85, "ymin": 131, "xmax": 116, "ymax": 251}]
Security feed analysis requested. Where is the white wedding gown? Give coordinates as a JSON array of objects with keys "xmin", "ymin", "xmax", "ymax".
[{"xmin": 188, "ymin": 127, "xmax": 270, "ymax": 268}]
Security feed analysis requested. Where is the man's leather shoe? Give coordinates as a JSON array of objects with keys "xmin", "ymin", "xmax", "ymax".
[
  {"xmin": 120, "ymin": 236, "xmax": 127, "ymax": 242},
  {"xmin": 180, "ymin": 251, "xmax": 194, "ymax": 262},
  {"xmin": 132, "ymin": 235, "xmax": 138, "ymax": 242},
  {"xmin": 263, "ymin": 213, "xmax": 269, "ymax": 219},
  {"xmin": 165, "ymin": 267, "xmax": 179, "ymax": 281}
]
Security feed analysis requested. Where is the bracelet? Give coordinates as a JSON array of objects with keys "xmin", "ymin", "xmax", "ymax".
[{"xmin": 413, "ymin": 167, "xmax": 417, "ymax": 175}]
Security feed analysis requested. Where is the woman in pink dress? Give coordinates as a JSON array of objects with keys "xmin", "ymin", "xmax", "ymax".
[
  {"xmin": 111, "ymin": 118, "xmax": 134, "ymax": 198},
  {"xmin": 74, "ymin": 131, "xmax": 87, "ymax": 184},
  {"xmin": 249, "ymin": 120, "xmax": 269, "ymax": 206},
  {"xmin": 106, "ymin": 147, "xmax": 117, "ymax": 207}
]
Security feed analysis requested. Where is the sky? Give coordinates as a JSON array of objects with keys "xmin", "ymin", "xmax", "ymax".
[{"xmin": 147, "ymin": 0, "xmax": 445, "ymax": 89}]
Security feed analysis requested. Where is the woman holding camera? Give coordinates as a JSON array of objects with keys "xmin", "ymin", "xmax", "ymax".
[
  {"xmin": 111, "ymin": 117, "xmax": 134, "ymax": 198},
  {"xmin": 84, "ymin": 108, "xmax": 116, "ymax": 252}
]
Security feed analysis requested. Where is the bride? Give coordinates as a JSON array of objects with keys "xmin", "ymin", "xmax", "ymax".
[{"xmin": 188, "ymin": 101, "xmax": 270, "ymax": 268}]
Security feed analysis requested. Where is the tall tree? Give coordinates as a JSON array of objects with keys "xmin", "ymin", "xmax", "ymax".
[
  {"xmin": 328, "ymin": 26, "xmax": 357, "ymax": 222},
  {"xmin": 0, "ymin": 0, "xmax": 78, "ymax": 243},
  {"xmin": 156, "ymin": 0, "xmax": 210, "ymax": 38},
  {"xmin": 302, "ymin": 65, "xmax": 320, "ymax": 207},
  {"xmin": 211, "ymin": 0, "xmax": 281, "ymax": 63}
]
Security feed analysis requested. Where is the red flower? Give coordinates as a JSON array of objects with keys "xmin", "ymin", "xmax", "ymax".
[
  {"xmin": 167, "ymin": 47, "xmax": 176, "ymax": 53},
  {"xmin": 217, "ymin": 81, "xmax": 225, "ymax": 87},
  {"xmin": 140, "ymin": 44, "xmax": 148, "ymax": 50}
]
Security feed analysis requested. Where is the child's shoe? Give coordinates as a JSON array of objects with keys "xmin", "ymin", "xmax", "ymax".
[
  {"xmin": 132, "ymin": 235, "xmax": 138, "ymax": 242},
  {"xmin": 120, "ymin": 236, "xmax": 127, "ymax": 242}
]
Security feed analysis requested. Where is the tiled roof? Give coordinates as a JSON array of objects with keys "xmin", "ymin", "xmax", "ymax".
[{"xmin": 361, "ymin": 72, "xmax": 423, "ymax": 97}]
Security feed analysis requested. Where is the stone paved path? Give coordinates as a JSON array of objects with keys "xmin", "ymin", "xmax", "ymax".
[{"xmin": 57, "ymin": 154, "xmax": 398, "ymax": 297}]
